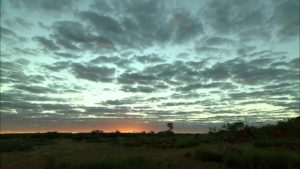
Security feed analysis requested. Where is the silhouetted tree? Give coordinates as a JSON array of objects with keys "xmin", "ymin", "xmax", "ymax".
[
  {"xmin": 223, "ymin": 122, "xmax": 245, "ymax": 132},
  {"xmin": 91, "ymin": 130, "xmax": 103, "ymax": 134},
  {"xmin": 167, "ymin": 123, "xmax": 173, "ymax": 131}
]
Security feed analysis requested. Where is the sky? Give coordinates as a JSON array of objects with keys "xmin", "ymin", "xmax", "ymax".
[{"xmin": 0, "ymin": 0, "xmax": 299, "ymax": 133}]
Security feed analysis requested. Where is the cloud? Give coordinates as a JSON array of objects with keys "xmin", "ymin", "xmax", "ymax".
[
  {"xmin": 0, "ymin": 26, "xmax": 27, "ymax": 43},
  {"xmin": 1, "ymin": 26, "xmax": 18, "ymax": 37},
  {"xmin": 1, "ymin": 0, "xmax": 299, "ymax": 131},
  {"xmin": 84, "ymin": 106, "xmax": 131, "ymax": 114},
  {"xmin": 195, "ymin": 46, "xmax": 230, "ymax": 56},
  {"xmin": 176, "ymin": 82, "xmax": 235, "ymax": 92},
  {"xmin": 71, "ymin": 63, "xmax": 115, "ymax": 82},
  {"xmin": 118, "ymin": 72, "xmax": 157, "ymax": 85},
  {"xmin": 135, "ymin": 54, "xmax": 165, "ymax": 64},
  {"xmin": 171, "ymin": 11, "xmax": 204, "ymax": 43},
  {"xmin": 53, "ymin": 21, "xmax": 92, "ymax": 43},
  {"xmin": 51, "ymin": 21, "xmax": 114, "ymax": 50},
  {"xmin": 202, "ymin": 36, "xmax": 236, "ymax": 47},
  {"xmin": 1, "ymin": 101, "xmax": 39, "ymax": 110},
  {"xmin": 54, "ymin": 52, "xmax": 80, "ymax": 59},
  {"xmin": 102, "ymin": 97, "xmax": 142, "ymax": 105},
  {"xmin": 239, "ymin": 28, "xmax": 271, "ymax": 42},
  {"xmin": 0, "ymin": 60, "xmax": 46, "ymax": 84},
  {"xmin": 79, "ymin": 11, "xmax": 123, "ymax": 34},
  {"xmin": 120, "ymin": 85, "xmax": 157, "ymax": 93},
  {"xmin": 89, "ymin": 0, "xmax": 112, "ymax": 13},
  {"xmin": 3, "ymin": 17, "xmax": 33, "ymax": 29},
  {"xmin": 33, "ymin": 36, "xmax": 60, "ymax": 51},
  {"xmin": 200, "ymin": 0, "xmax": 272, "ymax": 41},
  {"xmin": 89, "ymin": 56, "xmax": 132, "ymax": 68},
  {"xmin": 1, "ymin": 92, "xmax": 65, "ymax": 103},
  {"xmin": 13, "ymin": 84, "xmax": 57, "ymax": 94},
  {"xmin": 272, "ymin": 0, "xmax": 299, "ymax": 40},
  {"xmin": 9, "ymin": 0, "xmax": 76, "ymax": 12},
  {"xmin": 43, "ymin": 61, "xmax": 70, "ymax": 72}
]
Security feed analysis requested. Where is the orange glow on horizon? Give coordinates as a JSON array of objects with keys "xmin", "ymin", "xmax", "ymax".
[
  {"xmin": 104, "ymin": 125, "xmax": 151, "ymax": 133},
  {"xmin": 0, "ymin": 124, "xmax": 154, "ymax": 134}
]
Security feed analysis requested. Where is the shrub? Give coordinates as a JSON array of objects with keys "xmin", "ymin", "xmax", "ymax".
[
  {"xmin": 223, "ymin": 148, "xmax": 300, "ymax": 169},
  {"xmin": 194, "ymin": 148, "xmax": 223, "ymax": 162},
  {"xmin": 253, "ymin": 139, "xmax": 299, "ymax": 149},
  {"xmin": 223, "ymin": 148, "xmax": 248, "ymax": 169},
  {"xmin": 0, "ymin": 138, "xmax": 55, "ymax": 153},
  {"xmin": 55, "ymin": 156, "xmax": 152, "ymax": 169}
]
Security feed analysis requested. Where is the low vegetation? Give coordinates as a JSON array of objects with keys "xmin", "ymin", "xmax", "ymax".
[{"xmin": 1, "ymin": 116, "xmax": 299, "ymax": 169}]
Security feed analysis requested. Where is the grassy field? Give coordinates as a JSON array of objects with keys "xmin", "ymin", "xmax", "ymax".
[{"xmin": 1, "ymin": 117, "xmax": 300, "ymax": 169}]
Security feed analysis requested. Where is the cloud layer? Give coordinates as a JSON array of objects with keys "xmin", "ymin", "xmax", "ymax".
[{"xmin": 1, "ymin": 0, "xmax": 299, "ymax": 132}]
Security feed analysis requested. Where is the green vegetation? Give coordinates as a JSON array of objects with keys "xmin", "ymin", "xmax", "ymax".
[
  {"xmin": 1, "ymin": 116, "xmax": 299, "ymax": 169},
  {"xmin": 0, "ymin": 138, "xmax": 56, "ymax": 153},
  {"xmin": 53, "ymin": 156, "xmax": 151, "ymax": 169},
  {"xmin": 191, "ymin": 146, "xmax": 300, "ymax": 169},
  {"xmin": 194, "ymin": 148, "xmax": 223, "ymax": 162}
]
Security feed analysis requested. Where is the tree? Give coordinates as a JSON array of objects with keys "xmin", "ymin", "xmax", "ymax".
[
  {"xmin": 223, "ymin": 122, "xmax": 245, "ymax": 132},
  {"xmin": 167, "ymin": 122, "xmax": 173, "ymax": 131}
]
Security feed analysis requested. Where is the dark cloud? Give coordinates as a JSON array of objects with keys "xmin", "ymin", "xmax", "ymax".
[
  {"xmin": 84, "ymin": 106, "xmax": 131, "ymax": 114},
  {"xmin": 272, "ymin": 0, "xmax": 299, "ymax": 40},
  {"xmin": 0, "ymin": 26, "xmax": 27, "ymax": 42},
  {"xmin": 118, "ymin": 72, "xmax": 157, "ymax": 85},
  {"xmin": 77, "ymin": 0, "xmax": 205, "ymax": 49},
  {"xmin": 89, "ymin": 0, "xmax": 112, "ymax": 13},
  {"xmin": 79, "ymin": 11, "xmax": 123, "ymax": 34},
  {"xmin": 126, "ymin": 0, "xmax": 167, "ymax": 35},
  {"xmin": 120, "ymin": 85, "xmax": 156, "ymax": 93},
  {"xmin": 9, "ymin": 0, "xmax": 75, "ymax": 12},
  {"xmin": 89, "ymin": 56, "xmax": 132, "ymax": 68},
  {"xmin": 0, "ymin": 60, "xmax": 46, "ymax": 84},
  {"xmin": 12, "ymin": 47, "xmax": 38, "ymax": 56},
  {"xmin": 43, "ymin": 61, "xmax": 70, "ymax": 72},
  {"xmin": 1, "ymin": 26, "xmax": 18, "ymax": 37},
  {"xmin": 249, "ymin": 58, "xmax": 274, "ymax": 67},
  {"xmin": 1, "ymin": 92, "xmax": 65, "ymax": 103},
  {"xmin": 51, "ymin": 21, "xmax": 114, "ymax": 50},
  {"xmin": 3, "ymin": 17, "xmax": 33, "ymax": 29},
  {"xmin": 170, "ymin": 93, "xmax": 201, "ymax": 99},
  {"xmin": 202, "ymin": 58, "xmax": 298, "ymax": 85},
  {"xmin": 52, "ymin": 21, "xmax": 92, "ymax": 43},
  {"xmin": 176, "ymin": 82, "xmax": 235, "ymax": 92},
  {"xmin": 200, "ymin": 0, "xmax": 272, "ymax": 42},
  {"xmin": 102, "ymin": 97, "xmax": 141, "ymax": 105},
  {"xmin": 141, "ymin": 61, "xmax": 201, "ymax": 85},
  {"xmin": 71, "ymin": 63, "xmax": 115, "ymax": 82},
  {"xmin": 239, "ymin": 28, "xmax": 271, "ymax": 42},
  {"xmin": 202, "ymin": 36, "xmax": 236, "ymax": 47},
  {"xmin": 229, "ymin": 87, "xmax": 298, "ymax": 101},
  {"xmin": 171, "ymin": 11, "xmax": 204, "ymax": 43},
  {"xmin": 13, "ymin": 84, "xmax": 57, "ymax": 94},
  {"xmin": 136, "ymin": 54, "xmax": 165, "ymax": 63},
  {"xmin": 33, "ymin": 36, "xmax": 60, "ymax": 51},
  {"xmin": 195, "ymin": 46, "xmax": 229, "ymax": 55},
  {"xmin": 54, "ymin": 52, "xmax": 80, "ymax": 59},
  {"xmin": 1, "ymin": 101, "xmax": 39, "ymax": 110}
]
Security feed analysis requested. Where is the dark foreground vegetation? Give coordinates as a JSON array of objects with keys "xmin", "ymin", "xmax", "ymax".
[{"xmin": 1, "ymin": 116, "xmax": 300, "ymax": 169}]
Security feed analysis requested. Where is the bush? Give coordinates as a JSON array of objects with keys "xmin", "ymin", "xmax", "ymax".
[
  {"xmin": 192, "ymin": 146, "xmax": 300, "ymax": 169},
  {"xmin": 194, "ymin": 148, "xmax": 223, "ymax": 162},
  {"xmin": 253, "ymin": 139, "xmax": 299, "ymax": 149},
  {"xmin": 223, "ymin": 148, "xmax": 300, "ymax": 169},
  {"xmin": 223, "ymin": 148, "xmax": 248, "ymax": 169},
  {"xmin": 55, "ymin": 156, "xmax": 152, "ymax": 169},
  {"xmin": 0, "ymin": 138, "xmax": 55, "ymax": 153}
]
